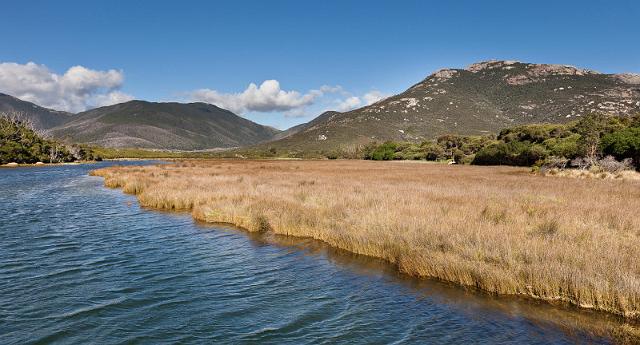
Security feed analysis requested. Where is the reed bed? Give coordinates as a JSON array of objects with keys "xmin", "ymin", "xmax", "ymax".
[{"xmin": 91, "ymin": 160, "xmax": 640, "ymax": 320}]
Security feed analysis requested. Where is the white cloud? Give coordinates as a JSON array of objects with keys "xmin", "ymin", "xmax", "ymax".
[
  {"xmin": 93, "ymin": 90, "xmax": 135, "ymax": 108},
  {"xmin": 319, "ymin": 85, "xmax": 345, "ymax": 94},
  {"xmin": 283, "ymin": 108, "xmax": 308, "ymax": 118},
  {"xmin": 190, "ymin": 80, "xmax": 337, "ymax": 114},
  {"xmin": 334, "ymin": 90, "xmax": 390, "ymax": 112},
  {"xmin": 336, "ymin": 96, "xmax": 362, "ymax": 111},
  {"xmin": 0, "ymin": 61, "xmax": 133, "ymax": 112},
  {"xmin": 187, "ymin": 79, "xmax": 391, "ymax": 119},
  {"xmin": 363, "ymin": 90, "xmax": 388, "ymax": 105}
]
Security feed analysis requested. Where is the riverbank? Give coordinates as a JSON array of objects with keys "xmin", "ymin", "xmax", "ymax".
[
  {"xmin": 1, "ymin": 161, "xmax": 99, "ymax": 168},
  {"xmin": 91, "ymin": 160, "xmax": 640, "ymax": 322}
]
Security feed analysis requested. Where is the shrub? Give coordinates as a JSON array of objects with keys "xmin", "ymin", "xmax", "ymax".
[
  {"xmin": 595, "ymin": 156, "xmax": 634, "ymax": 173},
  {"xmin": 472, "ymin": 141, "xmax": 549, "ymax": 166},
  {"xmin": 542, "ymin": 134, "xmax": 581, "ymax": 158},
  {"xmin": 541, "ymin": 156, "xmax": 569, "ymax": 172},
  {"xmin": 570, "ymin": 157, "xmax": 591, "ymax": 170},
  {"xmin": 393, "ymin": 142, "xmax": 424, "ymax": 160},
  {"xmin": 325, "ymin": 151, "xmax": 339, "ymax": 160},
  {"xmin": 452, "ymin": 148, "xmax": 465, "ymax": 164},
  {"xmin": 421, "ymin": 143, "xmax": 446, "ymax": 160},
  {"xmin": 573, "ymin": 114, "xmax": 627, "ymax": 160},
  {"xmin": 601, "ymin": 126, "xmax": 640, "ymax": 169},
  {"xmin": 365, "ymin": 141, "xmax": 397, "ymax": 160},
  {"xmin": 436, "ymin": 134, "xmax": 494, "ymax": 156}
]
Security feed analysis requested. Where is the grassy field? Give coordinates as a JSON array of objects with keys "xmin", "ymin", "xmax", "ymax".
[
  {"xmin": 91, "ymin": 160, "xmax": 640, "ymax": 321},
  {"xmin": 91, "ymin": 147, "xmax": 226, "ymax": 159}
]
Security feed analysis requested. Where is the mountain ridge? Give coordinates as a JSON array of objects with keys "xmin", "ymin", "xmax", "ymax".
[
  {"xmin": 48, "ymin": 100, "xmax": 280, "ymax": 150},
  {"xmin": 3, "ymin": 60, "xmax": 639, "ymax": 152},
  {"xmin": 262, "ymin": 60, "xmax": 640, "ymax": 151},
  {"xmin": 0, "ymin": 93, "xmax": 72, "ymax": 130}
]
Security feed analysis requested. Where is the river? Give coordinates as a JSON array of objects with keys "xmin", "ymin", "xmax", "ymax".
[{"xmin": 0, "ymin": 162, "xmax": 625, "ymax": 344}]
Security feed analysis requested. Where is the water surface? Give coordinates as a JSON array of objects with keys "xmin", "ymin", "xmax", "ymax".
[{"xmin": 0, "ymin": 162, "xmax": 624, "ymax": 344}]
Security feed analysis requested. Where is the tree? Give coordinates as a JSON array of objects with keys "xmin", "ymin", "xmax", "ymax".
[
  {"xmin": 574, "ymin": 114, "xmax": 607, "ymax": 164},
  {"xmin": 472, "ymin": 141, "xmax": 549, "ymax": 166},
  {"xmin": 601, "ymin": 126, "xmax": 640, "ymax": 169},
  {"xmin": 0, "ymin": 111, "xmax": 96, "ymax": 164},
  {"xmin": 421, "ymin": 142, "xmax": 446, "ymax": 161},
  {"xmin": 365, "ymin": 141, "xmax": 397, "ymax": 160},
  {"xmin": 573, "ymin": 114, "xmax": 631, "ymax": 164}
]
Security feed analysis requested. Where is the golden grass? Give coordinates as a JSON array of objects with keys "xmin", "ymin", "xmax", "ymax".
[
  {"xmin": 543, "ymin": 168, "xmax": 640, "ymax": 181},
  {"xmin": 91, "ymin": 160, "xmax": 640, "ymax": 320}
]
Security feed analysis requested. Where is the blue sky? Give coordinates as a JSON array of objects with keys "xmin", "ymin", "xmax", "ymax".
[{"xmin": 1, "ymin": 0, "xmax": 639, "ymax": 129}]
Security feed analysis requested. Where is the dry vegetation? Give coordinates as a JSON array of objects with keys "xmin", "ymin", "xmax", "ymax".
[
  {"xmin": 91, "ymin": 160, "xmax": 640, "ymax": 320},
  {"xmin": 542, "ymin": 168, "xmax": 640, "ymax": 181}
]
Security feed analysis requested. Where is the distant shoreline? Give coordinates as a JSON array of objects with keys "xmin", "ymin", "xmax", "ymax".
[{"xmin": 1, "ymin": 161, "xmax": 99, "ymax": 168}]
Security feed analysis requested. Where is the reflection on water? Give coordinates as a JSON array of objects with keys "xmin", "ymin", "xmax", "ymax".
[
  {"xmin": 0, "ymin": 162, "xmax": 635, "ymax": 344},
  {"xmin": 232, "ymin": 228, "xmax": 637, "ymax": 343}
]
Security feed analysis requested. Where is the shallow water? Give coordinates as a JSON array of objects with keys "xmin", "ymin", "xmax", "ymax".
[{"xmin": 0, "ymin": 162, "xmax": 626, "ymax": 344}]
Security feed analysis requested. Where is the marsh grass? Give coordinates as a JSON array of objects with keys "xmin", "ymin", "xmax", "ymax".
[{"xmin": 91, "ymin": 160, "xmax": 640, "ymax": 321}]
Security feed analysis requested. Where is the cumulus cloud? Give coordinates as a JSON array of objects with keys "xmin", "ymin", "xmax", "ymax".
[
  {"xmin": 336, "ymin": 96, "xmax": 363, "ymax": 111},
  {"xmin": 335, "ymin": 90, "xmax": 390, "ymax": 112},
  {"xmin": 190, "ymin": 80, "xmax": 338, "ymax": 114},
  {"xmin": 283, "ymin": 108, "xmax": 308, "ymax": 118},
  {"xmin": 362, "ymin": 90, "xmax": 388, "ymax": 105},
  {"xmin": 0, "ymin": 61, "xmax": 133, "ymax": 112},
  {"xmin": 189, "ymin": 79, "xmax": 389, "ymax": 119},
  {"xmin": 93, "ymin": 90, "xmax": 135, "ymax": 108}
]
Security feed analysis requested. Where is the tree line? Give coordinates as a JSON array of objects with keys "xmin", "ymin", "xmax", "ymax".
[{"xmin": 360, "ymin": 114, "xmax": 639, "ymax": 171}]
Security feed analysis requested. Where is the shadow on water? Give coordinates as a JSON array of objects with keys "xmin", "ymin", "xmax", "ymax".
[{"xmin": 189, "ymin": 220, "xmax": 639, "ymax": 343}]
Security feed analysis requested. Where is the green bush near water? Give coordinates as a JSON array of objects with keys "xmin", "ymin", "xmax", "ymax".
[{"xmin": 0, "ymin": 115, "xmax": 100, "ymax": 164}]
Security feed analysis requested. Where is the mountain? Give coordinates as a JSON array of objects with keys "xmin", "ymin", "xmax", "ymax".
[
  {"xmin": 267, "ymin": 60, "xmax": 640, "ymax": 151},
  {"xmin": 270, "ymin": 111, "xmax": 340, "ymax": 141},
  {"xmin": 0, "ymin": 93, "xmax": 72, "ymax": 130},
  {"xmin": 49, "ymin": 101, "xmax": 280, "ymax": 150}
]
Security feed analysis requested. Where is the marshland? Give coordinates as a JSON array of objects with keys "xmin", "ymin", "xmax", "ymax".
[
  {"xmin": 7, "ymin": 161, "xmax": 638, "ymax": 344},
  {"xmin": 92, "ymin": 159, "xmax": 640, "ymax": 326}
]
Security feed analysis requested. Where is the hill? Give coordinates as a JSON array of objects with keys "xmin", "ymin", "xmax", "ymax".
[
  {"xmin": 0, "ymin": 93, "xmax": 72, "ymax": 130},
  {"xmin": 49, "ymin": 100, "xmax": 280, "ymax": 150},
  {"xmin": 266, "ymin": 60, "xmax": 640, "ymax": 151}
]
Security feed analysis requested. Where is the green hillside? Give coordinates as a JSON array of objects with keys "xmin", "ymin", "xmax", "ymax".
[
  {"xmin": 0, "ymin": 93, "xmax": 72, "ymax": 130},
  {"xmin": 49, "ymin": 100, "xmax": 280, "ymax": 150}
]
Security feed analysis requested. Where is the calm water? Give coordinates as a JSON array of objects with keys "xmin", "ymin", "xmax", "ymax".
[{"xmin": 0, "ymin": 162, "xmax": 623, "ymax": 344}]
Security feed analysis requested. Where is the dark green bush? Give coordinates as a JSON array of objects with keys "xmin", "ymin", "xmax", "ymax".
[
  {"xmin": 601, "ymin": 126, "xmax": 640, "ymax": 169},
  {"xmin": 472, "ymin": 141, "xmax": 549, "ymax": 166},
  {"xmin": 0, "ymin": 115, "xmax": 98, "ymax": 164},
  {"xmin": 325, "ymin": 151, "xmax": 339, "ymax": 160},
  {"xmin": 498, "ymin": 123, "xmax": 569, "ymax": 144},
  {"xmin": 421, "ymin": 142, "xmax": 446, "ymax": 160},
  {"xmin": 542, "ymin": 134, "xmax": 581, "ymax": 158},
  {"xmin": 367, "ymin": 141, "xmax": 397, "ymax": 160},
  {"xmin": 358, "ymin": 114, "xmax": 638, "ymax": 168}
]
